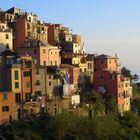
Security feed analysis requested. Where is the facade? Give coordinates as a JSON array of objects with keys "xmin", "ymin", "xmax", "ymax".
[
  {"xmin": 0, "ymin": 54, "xmax": 35, "ymax": 119},
  {"xmin": 35, "ymin": 65, "xmax": 47, "ymax": 96},
  {"xmin": 86, "ymin": 54, "xmax": 94, "ymax": 83},
  {"xmin": 16, "ymin": 40, "xmax": 61, "ymax": 66},
  {"xmin": 93, "ymin": 54, "xmax": 127, "ymax": 113},
  {"xmin": 0, "ymin": 91, "xmax": 16, "ymax": 124},
  {"xmin": 5, "ymin": 56, "xmax": 35, "ymax": 102},
  {"xmin": 94, "ymin": 54, "xmax": 119, "ymax": 71},
  {"xmin": 123, "ymin": 77, "xmax": 132, "ymax": 111},
  {"xmin": 61, "ymin": 42, "xmax": 84, "ymax": 54},
  {"xmin": 93, "ymin": 69, "xmax": 124, "ymax": 113},
  {"xmin": 47, "ymin": 23, "xmax": 62, "ymax": 45},
  {"xmin": 72, "ymin": 34, "xmax": 81, "ymax": 44},
  {"xmin": 61, "ymin": 52, "xmax": 83, "ymax": 65},
  {"xmin": 0, "ymin": 22, "xmax": 13, "ymax": 52}
]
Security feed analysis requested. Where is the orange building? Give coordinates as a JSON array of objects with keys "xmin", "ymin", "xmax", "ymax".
[
  {"xmin": 94, "ymin": 54, "xmax": 120, "ymax": 71},
  {"xmin": 0, "ymin": 54, "xmax": 36, "ymax": 120},
  {"xmin": 6, "ymin": 56, "xmax": 35, "ymax": 102},
  {"xmin": 0, "ymin": 91, "xmax": 16, "ymax": 124}
]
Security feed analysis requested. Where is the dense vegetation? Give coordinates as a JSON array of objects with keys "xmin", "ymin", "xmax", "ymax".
[
  {"xmin": 1, "ymin": 111, "xmax": 140, "ymax": 140},
  {"xmin": 1, "ymin": 91, "xmax": 140, "ymax": 140}
]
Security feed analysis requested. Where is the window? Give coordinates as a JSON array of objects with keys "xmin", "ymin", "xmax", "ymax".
[
  {"xmin": 125, "ymin": 83, "xmax": 128, "ymax": 87},
  {"xmin": 26, "ymin": 82, "xmax": 30, "ymax": 88},
  {"xmin": 50, "ymin": 61, "xmax": 53, "ymax": 66},
  {"xmin": 6, "ymin": 43, "xmax": 9, "ymax": 48},
  {"xmin": 55, "ymin": 61, "xmax": 57, "ymax": 66},
  {"xmin": 88, "ymin": 63, "xmax": 90, "ymax": 69},
  {"xmin": 15, "ymin": 82, "xmax": 19, "ymax": 88},
  {"xmin": 35, "ymin": 80, "xmax": 40, "ymax": 85},
  {"xmin": 36, "ymin": 68, "xmax": 39, "ymax": 75},
  {"xmin": 109, "ymin": 60, "xmax": 111, "ymax": 63},
  {"xmin": 5, "ymin": 34, "xmax": 9, "ymax": 39},
  {"xmin": 2, "ymin": 106, "xmax": 9, "ymax": 112},
  {"xmin": 43, "ymin": 61, "xmax": 46, "ymax": 66},
  {"xmin": 90, "ymin": 63, "xmax": 92, "ymax": 69},
  {"xmin": 43, "ymin": 49, "xmax": 46, "ymax": 54},
  {"xmin": 34, "ymin": 49, "xmax": 37, "ymax": 54},
  {"xmin": 3, "ymin": 93, "xmax": 7, "ymax": 100},
  {"xmin": 84, "ymin": 68, "xmax": 86, "ymax": 72},
  {"xmin": 49, "ymin": 81, "xmax": 51, "ymax": 86},
  {"xmin": 15, "ymin": 93, "xmax": 20, "ymax": 103},
  {"xmin": 100, "ymin": 75, "xmax": 104, "ymax": 79},
  {"xmin": 55, "ymin": 52, "xmax": 57, "ymax": 55},
  {"xmin": 110, "ymin": 74, "xmax": 115, "ymax": 80},
  {"xmin": 25, "ymin": 93, "xmax": 31, "ymax": 102},
  {"xmin": 24, "ymin": 71, "xmax": 30, "ymax": 77},
  {"xmin": 49, "ymin": 75, "xmax": 51, "ymax": 79},
  {"xmin": 14, "ymin": 70, "xmax": 19, "ymax": 80},
  {"xmin": 6, "ymin": 15, "xmax": 9, "ymax": 19}
]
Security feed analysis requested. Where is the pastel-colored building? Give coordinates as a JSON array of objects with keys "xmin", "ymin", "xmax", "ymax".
[
  {"xmin": 0, "ymin": 7, "xmax": 19, "ymax": 23},
  {"xmin": 6, "ymin": 56, "xmax": 35, "ymax": 102},
  {"xmin": 61, "ymin": 42, "xmax": 84, "ymax": 54},
  {"xmin": 93, "ymin": 54, "xmax": 126, "ymax": 113},
  {"xmin": 72, "ymin": 34, "xmax": 81, "ymax": 44},
  {"xmin": 61, "ymin": 52, "xmax": 83, "ymax": 65},
  {"xmin": 94, "ymin": 54, "xmax": 120, "ymax": 72},
  {"xmin": 0, "ymin": 91, "xmax": 16, "ymax": 124},
  {"xmin": 93, "ymin": 69, "xmax": 124, "ymax": 113},
  {"xmin": 35, "ymin": 65, "xmax": 47, "ymax": 96},
  {"xmin": 123, "ymin": 77, "xmax": 132, "ymax": 98},
  {"xmin": 123, "ymin": 77, "xmax": 132, "ymax": 111},
  {"xmin": 124, "ymin": 97, "xmax": 130, "ymax": 112},
  {"xmin": 16, "ymin": 40, "xmax": 61, "ymax": 66},
  {"xmin": 0, "ymin": 22, "xmax": 13, "ymax": 52},
  {"xmin": 86, "ymin": 54, "xmax": 94, "ymax": 83}
]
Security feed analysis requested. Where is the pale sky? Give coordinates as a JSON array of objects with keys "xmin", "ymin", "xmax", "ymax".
[{"xmin": 1, "ymin": 0, "xmax": 140, "ymax": 79}]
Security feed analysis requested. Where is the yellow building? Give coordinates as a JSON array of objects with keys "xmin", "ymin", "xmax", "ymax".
[
  {"xmin": 124, "ymin": 97, "xmax": 130, "ymax": 112},
  {"xmin": 72, "ymin": 57, "xmax": 81, "ymax": 65},
  {"xmin": 123, "ymin": 77, "xmax": 132, "ymax": 111},
  {"xmin": 0, "ymin": 23, "xmax": 13, "ymax": 52},
  {"xmin": 72, "ymin": 34, "xmax": 81, "ymax": 44}
]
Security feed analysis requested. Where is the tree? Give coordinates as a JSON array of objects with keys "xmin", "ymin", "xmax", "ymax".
[
  {"xmin": 121, "ymin": 67, "xmax": 139, "ymax": 82},
  {"xmin": 132, "ymin": 74, "xmax": 139, "ymax": 82},
  {"xmin": 105, "ymin": 94, "xmax": 118, "ymax": 114}
]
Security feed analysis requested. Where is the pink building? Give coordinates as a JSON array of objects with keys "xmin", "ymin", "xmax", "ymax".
[{"xmin": 16, "ymin": 40, "xmax": 61, "ymax": 66}]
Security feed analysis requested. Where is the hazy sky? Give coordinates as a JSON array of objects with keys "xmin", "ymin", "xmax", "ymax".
[{"xmin": 1, "ymin": 0, "xmax": 140, "ymax": 78}]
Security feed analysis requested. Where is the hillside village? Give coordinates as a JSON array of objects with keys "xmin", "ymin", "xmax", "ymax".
[{"xmin": 0, "ymin": 7, "xmax": 133, "ymax": 124}]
